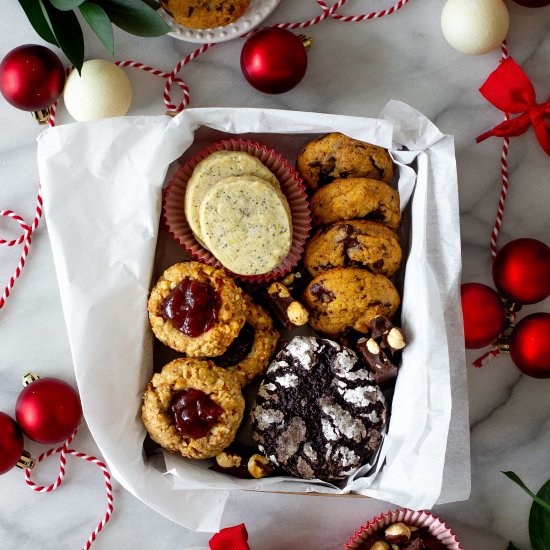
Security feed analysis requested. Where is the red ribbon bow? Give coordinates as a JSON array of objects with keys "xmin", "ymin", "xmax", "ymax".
[
  {"xmin": 476, "ymin": 57, "xmax": 550, "ymax": 156},
  {"xmin": 209, "ymin": 524, "xmax": 250, "ymax": 550}
]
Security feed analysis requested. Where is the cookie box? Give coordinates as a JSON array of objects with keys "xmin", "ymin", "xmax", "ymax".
[{"xmin": 37, "ymin": 104, "xmax": 470, "ymax": 532}]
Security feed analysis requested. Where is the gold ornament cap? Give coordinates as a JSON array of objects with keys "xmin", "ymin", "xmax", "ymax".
[
  {"xmin": 298, "ymin": 35, "xmax": 314, "ymax": 51},
  {"xmin": 22, "ymin": 372, "xmax": 40, "ymax": 387},
  {"xmin": 16, "ymin": 450, "xmax": 35, "ymax": 470},
  {"xmin": 31, "ymin": 108, "xmax": 50, "ymax": 125}
]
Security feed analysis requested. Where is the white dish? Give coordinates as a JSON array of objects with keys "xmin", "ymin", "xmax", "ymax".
[{"xmin": 159, "ymin": 0, "xmax": 282, "ymax": 44}]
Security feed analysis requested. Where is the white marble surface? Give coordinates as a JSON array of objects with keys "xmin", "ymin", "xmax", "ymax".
[{"xmin": 0, "ymin": 1, "xmax": 549, "ymax": 548}]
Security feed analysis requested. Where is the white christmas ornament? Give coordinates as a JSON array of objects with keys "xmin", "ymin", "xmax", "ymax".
[
  {"xmin": 441, "ymin": 0, "xmax": 509, "ymax": 55},
  {"xmin": 64, "ymin": 60, "xmax": 132, "ymax": 121}
]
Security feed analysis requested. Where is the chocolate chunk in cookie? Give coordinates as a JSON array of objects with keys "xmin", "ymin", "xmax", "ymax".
[
  {"xmin": 251, "ymin": 336, "xmax": 386, "ymax": 480},
  {"xmin": 296, "ymin": 133, "xmax": 394, "ymax": 190},
  {"xmin": 304, "ymin": 220, "xmax": 402, "ymax": 278}
]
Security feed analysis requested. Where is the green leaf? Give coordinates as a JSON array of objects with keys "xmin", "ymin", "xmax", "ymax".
[
  {"xmin": 507, "ymin": 543, "xmax": 521, "ymax": 550},
  {"xmin": 79, "ymin": 3, "xmax": 114, "ymax": 56},
  {"xmin": 49, "ymin": 0, "xmax": 86, "ymax": 10},
  {"xmin": 503, "ymin": 472, "xmax": 550, "ymax": 515},
  {"xmin": 98, "ymin": 0, "xmax": 170, "ymax": 37},
  {"xmin": 529, "ymin": 479, "xmax": 550, "ymax": 550},
  {"xmin": 41, "ymin": 0, "xmax": 85, "ymax": 72},
  {"xmin": 17, "ymin": 0, "xmax": 58, "ymax": 45}
]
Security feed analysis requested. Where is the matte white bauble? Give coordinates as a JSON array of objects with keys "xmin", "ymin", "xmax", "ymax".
[
  {"xmin": 441, "ymin": 0, "xmax": 509, "ymax": 55},
  {"xmin": 64, "ymin": 59, "xmax": 132, "ymax": 121}
]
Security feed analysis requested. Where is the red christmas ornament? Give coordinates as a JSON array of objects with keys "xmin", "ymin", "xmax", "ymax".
[
  {"xmin": 492, "ymin": 238, "xmax": 550, "ymax": 305},
  {"xmin": 512, "ymin": 0, "xmax": 550, "ymax": 6},
  {"xmin": 16, "ymin": 376, "xmax": 82, "ymax": 444},
  {"xmin": 0, "ymin": 44, "xmax": 65, "ymax": 112},
  {"xmin": 461, "ymin": 283, "xmax": 507, "ymax": 349},
  {"xmin": 509, "ymin": 313, "xmax": 550, "ymax": 378},
  {"xmin": 0, "ymin": 412, "xmax": 24, "ymax": 474},
  {"xmin": 240, "ymin": 28, "xmax": 310, "ymax": 94}
]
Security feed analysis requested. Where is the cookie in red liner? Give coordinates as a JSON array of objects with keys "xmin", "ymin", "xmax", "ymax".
[
  {"xmin": 345, "ymin": 509, "xmax": 462, "ymax": 549},
  {"xmin": 164, "ymin": 138, "xmax": 311, "ymax": 283}
]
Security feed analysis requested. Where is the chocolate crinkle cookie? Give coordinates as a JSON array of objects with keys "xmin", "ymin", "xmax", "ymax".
[{"xmin": 251, "ymin": 336, "xmax": 386, "ymax": 480}]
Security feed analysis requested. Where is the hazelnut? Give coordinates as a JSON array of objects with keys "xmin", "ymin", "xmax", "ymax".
[
  {"xmin": 215, "ymin": 451, "xmax": 242, "ymax": 469},
  {"xmin": 287, "ymin": 301, "xmax": 309, "ymax": 326},
  {"xmin": 384, "ymin": 522, "xmax": 411, "ymax": 543},
  {"xmin": 391, "ymin": 545, "xmax": 400, "ymax": 550},
  {"xmin": 370, "ymin": 542, "xmax": 390, "ymax": 550},
  {"xmin": 281, "ymin": 273, "xmax": 295, "ymax": 286},
  {"xmin": 387, "ymin": 327, "xmax": 406, "ymax": 351},
  {"xmin": 408, "ymin": 526, "xmax": 418, "ymax": 532},
  {"xmin": 268, "ymin": 282, "xmax": 290, "ymax": 298},
  {"xmin": 366, "ymin": 338, "xmax": 381, "ymax": 354},
  {"xmin": 247, "ymin": 454, "xmax": 273, "ymax": 479}
]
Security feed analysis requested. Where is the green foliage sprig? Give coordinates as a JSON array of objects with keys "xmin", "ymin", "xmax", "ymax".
[
  {"xmin": 17, "ymin": 0, "xmax": 170, "ymax": 72},
  {"xmin": 504, "ymin": 471, "xmax": 550, "ymax": 550}
]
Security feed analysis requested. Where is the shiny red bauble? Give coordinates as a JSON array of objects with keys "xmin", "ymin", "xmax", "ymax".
[
  {"xmin": 15, "ymin": 378, "xmax": 82, "ymax": 444},
  {"xmin": 240, "ymin": 28, "xmax": 308, "ymax": 94},
  {"xmin": 510, "ymin": 313, "xmax": 550, "ymax": 378},
  {"xmin": 0, "ymin": 44, "xmax": 65, "ymax": 111},
  {"xmin": 512, "ymin": 0, "xmax": 550, "ymax": 7},
  {"xmin": 0, "ymin": 412, "xmax": 24, "ymax": 474},
  {"xmin": 492, "ymin": 238, "xmax": 550, "ymax": 305},
  {"xmin": 461, "ymin": 283, "xmax": 507, "ymax": 348}
]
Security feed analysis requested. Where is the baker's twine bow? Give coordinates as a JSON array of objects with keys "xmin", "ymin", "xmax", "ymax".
[
  {"xmin": 476, "ymin": 57, "xmax": 550, "ymax": 156},
  {"xmin": 24, "ymin": 428, "xmax": 114, "ymax": 550}
]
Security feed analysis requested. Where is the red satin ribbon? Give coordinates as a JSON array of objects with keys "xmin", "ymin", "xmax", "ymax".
[
  {"xmin": 476, "ymin": 57, "xmax": 550, "ymax": 156},
  {"xmin": 209, "ymin": 524, "xmax": 250, "ymax": 550}
]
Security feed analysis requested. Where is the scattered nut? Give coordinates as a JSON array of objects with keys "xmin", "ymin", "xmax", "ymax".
[
  {"xmin": 215, "ymin": 451, "xmax": 242, "ymax": 469},
  {"xmin": 287, "ymin": 301, "xmax": 309, "ymax": 326},
  {"xmin": 268, "ymin": 282, "xmax": 290, "ymax": 298},
  {"xmin": 370, "ymin": 542, "xmax": 390, "ymax": 550},
  {"xmin": 384, "ymin": 522, "xmax": 411, "ymax": 544},
  {"xmin": 247, "ymin": 454, "xmax": 273, "ymax": 479},
  {"xmin": 408, "ymin": 526, "xmax": 418, "ymax": 532},
  {"xmin": 387, "ymin": 327, "xmax": 406, "ymax": 351},
  {"xmin": 391, "ymin": 545, "xmax": 400, "ymax": 550},
  {"xmin": 366, "ymin": 338, "xmax": 381, "ymax": 354}
]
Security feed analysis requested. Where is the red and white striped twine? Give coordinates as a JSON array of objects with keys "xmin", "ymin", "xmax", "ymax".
[
  {"xmin": 0, "ymin": 191, "xmax": 43, "ymax": 311},
  {"xmin": 489, "ymin": 40, "xmax": 511, "ymax": 260},
  {"xmin": 1, "ymin": 1, "xmax": 412, "ymax": 547},
  {"xmin": 474, "ymin": 40, "xmax": 513, "ymax": 368},
  {"xmin": 24, "ymin": 428, "xmax": 114, "ymax": 550}
]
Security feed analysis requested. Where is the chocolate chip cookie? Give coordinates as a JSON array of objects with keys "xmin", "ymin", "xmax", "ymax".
[
  {"xmin": 142, "ymin": 358, "xmax": 245, "ymax": 459},
  {"xmin": 302, "ymin": 267, "xmax": 400, "ymax": 336},
  {"xmin": 310, "ymin": 178, "xmax": 401, "ymax": 230},
  {"xmin": 296, "ymin": 133, "xmax": 394, "ymax": 190},
  {"xmin": 161, "ymin": 0, "xmax": 250, "ymax": 29},
  {"xmin": 304, "ymin": 220, "xmax": 402, "ymax": 278},
  {"xmin": 212, "ymin": 294, "xmax": 280, "ymax": 387},
  {"xmin": 148, "ymin": 262, "xmax": 246, "ymax": 357},
  {"xmin": 251, "ymin": 336, "xmax": 386, "ymax": 480}
]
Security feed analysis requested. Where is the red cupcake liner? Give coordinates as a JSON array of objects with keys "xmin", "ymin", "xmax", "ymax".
[
  {"xmin": 345, "ymin": 509, "xmax": 462, "ymax": 549},
  {"xmin": 163, "ymin": 138, "xmax": 311, "ymax": 282}
]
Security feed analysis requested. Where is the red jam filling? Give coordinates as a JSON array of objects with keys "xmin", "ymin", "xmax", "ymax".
[
  {"xmin": 213, "ymin": 323, "xmax": 255, "ymax": 368},
  {"xmin": 162, "ymin": 278, "xmax": 221, "ymax": 337},
  {"xmin": 170, "ymin": 388, "xmax": 223, "ymax": 439}
]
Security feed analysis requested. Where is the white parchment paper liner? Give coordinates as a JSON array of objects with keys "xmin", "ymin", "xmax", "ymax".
[{"xmin": 37, "ymin": 103, "xmax": 470, "ymax": 532}]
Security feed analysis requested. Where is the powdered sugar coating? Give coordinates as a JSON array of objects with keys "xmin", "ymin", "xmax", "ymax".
[{"xmin": 251, "ymin": 336, "xmax": 386, "ymax": 480}]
